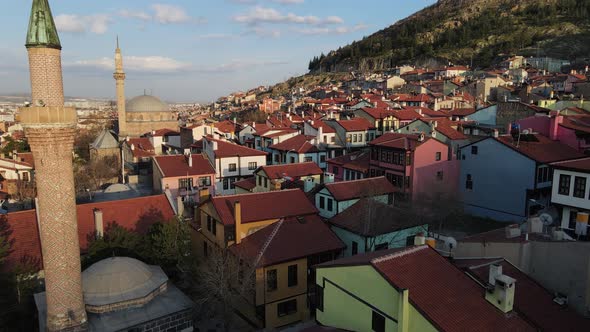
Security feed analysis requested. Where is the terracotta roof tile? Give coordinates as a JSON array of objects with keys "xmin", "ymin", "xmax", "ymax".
[
  {"xmin": 126, "ymin": 138, "xmax": 155, "ymax": 159},
  {"xmin": 149, "ymin": 128, "xmax": 179, "ymax": 136},
  {"xmin": 324, "ymin": 177, "xmax": 395, "ymax": 201},
  {"xmin": 459, "ymin": 259, "xmax": 590, "ymax": 332},
  {"xmin": 327, "ymin": 150, "xmax": 370, "ymax": 173},
  {"xmin": 233, "ymin": 177, "xmax": 256, "ymax": 191},
  {"xmin": 229, "ymin": 215, "xmax": 344, "ymax": 267},
  {"xmin": 205, "ymin": 137, "xmax": 267, "ymax": 158},
  {"xmin": 269, "ymin": 135, "xmax": 319, "ymax": 153},
  {"xmin": 153, "ymin": 154, "xmax": 215, "ymax": 178},
  {"xmin": 209, "ymin": 189, "xmax": 318, "ymax": 226},
  {"xmin": 2, "ymin": 195, "xmax": 175, "ymax": 272},
  {"xmin": 552, "ymin": 157, "xmax": 590, "ymax": 172},
  {"xmin": 257, "ymin": 162, "xmax": 323, "ymax": 180},
  {"xmin": 369, "ymin": 133, "xmax": 427, "ymax": 151},
  {"xmin": 334, "ymin": 118, "xmax": 375, "ymax": 131},
  {"xmin": 372, "ymin": 247, "xmax": 535, "ymax": 331},
  {"xmin": 495, "ymin": 134, "xmax": 584, "ymax": 163}
]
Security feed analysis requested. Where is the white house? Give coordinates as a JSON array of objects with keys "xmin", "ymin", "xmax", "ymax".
[
  {"xmin": 551, "ymin": 157, "xmax": 590, "ymax": 234},
  {"xmin": 314, "ymin": 176, "xmax": 396, "ymax": 218},
  {"xmin": 202, "ymin": 136, "xmax": 267, "ymax": 195}
]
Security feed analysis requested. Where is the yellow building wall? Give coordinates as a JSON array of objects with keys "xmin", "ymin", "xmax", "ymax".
[
  {"xmin": 254, "ymin": 257, "xmax": 309, "ymax": 328},
  {"xmin": 316, "ymin": 265, "xmax": 437, "ymax": 332}
]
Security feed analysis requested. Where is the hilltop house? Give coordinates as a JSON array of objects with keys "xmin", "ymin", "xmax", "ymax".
[
  {"xmin": 202, "ymin": 136, "xmax": 267, "ymax": 195},
  {"xmin": 267, "ymin": 135, "xmax": 328, "ymax": 169},
  {"xmin": 327, "ymin": 150, "xmax": 370, "ymax": 182},
  {"xmin": 253, "ymin": 162, "xmax": 323, "ymax": 193},
  {"xmin": 313, "ymin": 177, "xmax": 395, "ymax": 219},
  {"xmin": 459, "ymin": 134, "xmax": 584, "ymax": 221}
]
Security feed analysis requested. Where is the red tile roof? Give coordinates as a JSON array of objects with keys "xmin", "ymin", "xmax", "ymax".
[
  {"xmin": 323, "ymin": 176, "xmax": 396, "ymax": 201},
  {"xmin": 560, "ymin": 115, "xmax": 590, "ymax": 134},
  {"xmin": 153, "ymin": 154, "xmax": 215, "ymax": 178},
  {"xmin": 458, "ymin": 258, "xmax": 590, "ymax": 332},
  {"xmin": 391, "ymin": 109, "xmax": 423, "ymax": 121},
  {"xmin": 335, "ymin": 118, "xmax": 375, "ymax": 131},
  {"xmin": 149, "ymin": 128, "xmax": 179, "ymax": 137},
  {"xmin": 214, "ymin": 120, "xmax": 237, "ymax": 133},
  {"xmin": 257, "ymin": 162, "xmax": 323, "ymax": 180},
  {"xmin": 268, "ymin": 135, "xmax": 319, "ymax": 153},
  {"xmin": 233, "ymin": 177, "xmax": 256, "ymax": 191},
  {"xmin": 308, "ymin": 120, "xmax": 336, "ymax": 133},
  {"xmin": 126, "ymin": 138, "xmax": 155, "ymax": 159},
  {"xmin": 2, "ymin": 195, "xmax": 175, "ymax": 272},
  {"xmin": 205, "ymin": 137, "xmax": 267, "ymax": 158},
  {"xmin": 408, "ymin": 119, "xmax": 467, "ymax": 140},
  {"xmin": 327, "ymin": 150, "xmax": 370, "ymax": 173},
  {"xmin": 369, "ymin": 132, "xmax": 428, "ymax": 151},
  {"xmin": 495, "ymin": 134, "xmax": 584, "ymax": 163},
  {"xmin": 446, "ymin": 108, "xmax": 476, "ymax": 116},
  {"xmin": 552, "ymin": 157, "xmax": 590, "ymax": 172},
  {"xmin": 209, "ymin": 189, "xmax": 318, "ymax": 226},
  {"xmin": 403, "ymin": 106, "xmax": 447, "ymax": 118},
  {"xmin": 229, "ymin": 215, "xmax": 344, "ymax": 267},
  {"xmin": 372, "ymin": 247, "xmax": 534, "ymax": 331},
  {"xmin": 358, "ymin": 107, "xmax": 395, "ymax": 120},
  {"xmin": 15, "ymin": 152, "xmax": 35, "ymax": 168}
]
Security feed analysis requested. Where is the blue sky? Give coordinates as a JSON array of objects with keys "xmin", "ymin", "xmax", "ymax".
[{"xmin": 0, "ymin": 0, "xmax": 435, "ymax": 102}]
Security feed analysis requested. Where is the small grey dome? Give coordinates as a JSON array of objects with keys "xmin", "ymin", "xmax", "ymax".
[
  {"xmin": 126, "ymin": 95, "xmax": 168, "ymax": 113},
  {"xmin": 82, "ymin": 257, "xmax": 168, "ymax": 308},
  {"xmin": 103, "ymin": 183, "xmax": 131, "ymax": 194}
]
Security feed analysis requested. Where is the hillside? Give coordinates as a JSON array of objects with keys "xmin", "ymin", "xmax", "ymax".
[{"xmin": 308, "ymin": 0, "xmax": 590, "ymax": 72}]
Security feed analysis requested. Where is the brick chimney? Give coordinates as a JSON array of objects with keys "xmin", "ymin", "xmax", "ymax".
[{"xmin": 550, "ymin": 111, "xmax": 563, "ymax": 141}]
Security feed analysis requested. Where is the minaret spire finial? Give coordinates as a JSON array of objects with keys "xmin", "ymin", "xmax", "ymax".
[
  {"xmin": 116, "ymin": 35, "xmax": 119, "ymax": 50},
  {"xmin": 26, "ymin": 0, "xmax": 61, "ymax": 49}
]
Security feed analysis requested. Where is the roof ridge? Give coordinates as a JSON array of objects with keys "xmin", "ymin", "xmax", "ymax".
[
  {"xmin": 325, "ymin": 176, "xmax": 385, "ymax": 186},
  {"xmin": 371, "ymin": 245, "xmax": 428, "ymax": 264},
  {"xmin": 213, "ymin": 188, "xmax": 301, "ymax": 199}
]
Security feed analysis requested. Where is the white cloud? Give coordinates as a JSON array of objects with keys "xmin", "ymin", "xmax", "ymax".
[
  {"xmin": 196, "ymin": 33, "xmax": 238, "ymax": 40},
  {"xmin": 197, "ymin": 59, "xmax": 288, "ymax": 73},
  {"xmin": 70, "ymin": 56, "xmax": 191, "ymax": 73},
  {"xmin": 271, "ymin": 0, "xmax": 305, "ymax": 4},
  {"xmin": 151, "ymin": 4, "xmax": 191, "ymax": 24},
  {"xmin": 55, "ymin": 14, "xmax": 112, "ymax": 34},
  {"xmin": 233, "ymin": 7, "xmax": 342, "ymax": 26},
  {"xmin": 293, "ymin": 23, "xmax": 368, "ymax": 35},
  {"xmin": 118, "ymin": 10, "xmax": 151, "ymax": 21}
]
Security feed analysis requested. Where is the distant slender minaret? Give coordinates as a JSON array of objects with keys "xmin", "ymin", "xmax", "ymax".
[
  {"xmin": 114, "ymin": 36, "xmax": 127, "ymax": 137},
  {"xmin": 21, "ymin": 0, "xmax": 87, "ymax": 330}
]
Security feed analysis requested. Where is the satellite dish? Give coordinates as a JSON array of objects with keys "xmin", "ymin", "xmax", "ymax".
[
  {"xmin": 522, "ymin": 129, "xmax": 530, "ymax": 135},
  {"xmin": 539, "ymin": 213, "xmax": 554, "ymax": 226}
]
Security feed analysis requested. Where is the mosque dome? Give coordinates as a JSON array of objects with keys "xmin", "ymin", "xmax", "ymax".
[
  {"xmin": 103, "ymin": 183, "xmax": 131, "ymax": 194},
  {"xmin": 82, "ymin": 257, "xmax": 168, "ymax": 313},
  {"xmin": 126, "ymin": 95, "xmax": 168, "ymax": 113}
]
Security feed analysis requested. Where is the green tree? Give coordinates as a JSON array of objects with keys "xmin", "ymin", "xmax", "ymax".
[
  {"xmin": 1, "ymin": 136, "xmax": 30, "ymax": 157},
  {"xmin": 144, "ymin": 218, "xmax": 192, "ymax": 270}
]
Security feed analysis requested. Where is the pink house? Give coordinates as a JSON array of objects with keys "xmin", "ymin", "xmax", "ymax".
[
  {"xmin": 368, "ymin": 133, "xmax": 459, "ymax": 201},
  {"xmin": 515, "ymin": 112, "xmax": 590, "ymax": 154},
  {"xmin": 152, "ymin": 154, "xmax": 216, "ymax": 205}
]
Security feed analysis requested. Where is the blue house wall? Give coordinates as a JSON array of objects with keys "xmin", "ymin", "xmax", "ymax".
[
  {"xmin": 331, "ymin": 224, "xmax": 428, "ymax": 257},
  {"xmin": 460, "ymin": 138, "xmax": 536, "ymax": 222},
  {"xmin": 469, "ymin": 105, "xmax": 498, "ymax": 126}
]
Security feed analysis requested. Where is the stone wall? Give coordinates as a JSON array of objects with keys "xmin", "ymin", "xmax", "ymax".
[{"xmin": 127, "ymin": 309, "xmax": 193, "ymax": 332}]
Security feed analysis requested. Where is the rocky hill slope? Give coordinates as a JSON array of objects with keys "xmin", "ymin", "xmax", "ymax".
[{"xmin": 308, "ymin": 0, "xmax": 590, "ymax": 72}]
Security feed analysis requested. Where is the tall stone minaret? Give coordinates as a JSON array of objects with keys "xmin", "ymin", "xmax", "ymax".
[
  {"xmin": 114, "ymin": 37, "xmax": 127, "ymax": 137},
  {"xmin": 21, "ymin": 0, "xmax": 88, "ymax": 331}
]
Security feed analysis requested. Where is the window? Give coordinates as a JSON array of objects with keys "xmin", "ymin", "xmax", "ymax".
[
  {"xmin": 372, "ymin": 311, "xmax": 385, "ymax": 332},
  {"xmin": 559, "ymin": 174, "xmax": 571, "ymax": 195},
  {"xmin": 333, "ymin": 166, "xmax": 339, "ymax": 175},
  {"xmin": 574, "ymin": 176, "xmax": 586, "ymax": 198},
  {"xmin": 178, "ymin": 178, "xmax": 193, "ymax": 189},
  {"xmin": 229, "ymin": 163, "xmax": 237, "ymax": 172},
  {"xmin": 248, "ymin": 162, "xmax": 257, "ymax": 170},
  {"xmin": 375, "ymin": 243, "xmax": 388, "ymax": 251},
  {"xmin": 323, "ymin": 135, "xmax": 328, "ymax": 144},
  {"xmin": 288, "ymin": 264, "xmax": 298, "ymax": 287},
  {"xmin": 267, "ymin": 269, "xmax": 277, "ymax": 292},
  {"xmin": 22, "ymin": 172, "xmax": 29, "ymax": 182},
  {"xmin": 331, "ymin": 136, "xmax": 335, "ymax": 143},
  {"xmin": 258, "ymin": 176, "xmax": 262, "ymax": 186},
  {"xmin": 319, "ymin": 196, "xmax": 325, "ymax": 209},
  {"xmin": 223, "ymin": 178, "xmax": 229, "ymax": 190},
  {"xmin": 290, "ymin": 156, "xmax": 296, "ymax": 163},
  {"xmin": 353, "ymin": 134, "xmax": 358, "ymax": 143},
  {"xmin": 466, "ymin": 174, "xmax": 473, "ymax": 191},
  {"xmin": 264, "ymin": 177, "xmax": 268, "ymax": 188},
  {"xmin": 471, "ymin": 146, "xmax": 478, "ymax": 155},
  {"xmin": 320, "ymin": 155, "xmax": 326, "ymax": 163},
  {"xmin": 305, "ymin": 156, "xmax": 313, "ymax": 162},
  {"xmin": 351, "ymin": 241, "xmax": 358, "ymax": 255},
  {"xmin": 327, "ymin": 198, "xmax": 333, "ymax": 211},
  {"xmin": 437, "ymin": 171, "xmax": 444, "ymax": 181},
  {"xmin": 203, "ymin": 242, "xmax": 208, "ymax": 257},
  {"xmin": 347, "ymin": 134, "xmax": 352, "ymax": 143},
  {"xmin": 277, "ymin": 299, "xmax": 297, "ymax": 317},
  {"xmin": 537, "ymin": 166, "xmax": 551, "ymax": 183},
  {"xmin": 198, "ymin": 176, "xmax": 211, "ymax": 187},
  {"xmin": 274, "ymin": 154, "xmax": 280, "ymax": 163},
  {"xmin": 206, "ymin": 215, "xmax": 212, "ymax": 232},
  {"xmin": 316, "ymin": 285, "xmax": 324, "ymax": 312},
  {"xmin": 435, "ymin": 152, "xmax": 442, "ymax": 161}
]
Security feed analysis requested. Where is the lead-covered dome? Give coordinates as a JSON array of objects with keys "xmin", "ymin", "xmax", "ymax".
[
  {"xmin": 126, "ymin": 95, "xmax": 168, "ymax": 113},
  {"xmin": 82, "ymin": 257, "xmax": 168, "ymax": 313}
]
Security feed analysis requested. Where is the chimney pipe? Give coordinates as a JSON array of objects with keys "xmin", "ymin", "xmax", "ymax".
[
  {"xmin": 234, "ymin": 201, "xmax": 242, "ymax": 244},
  {"xmin": 93, "ymin": 209, "xmax": 104, "ymax": 238},
  {"xmin": 188, "ymin": 153, "xmax": 193, "ymax": 167}
]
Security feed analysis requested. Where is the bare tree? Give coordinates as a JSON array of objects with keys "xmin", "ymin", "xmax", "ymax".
[{"xmin": 74, "ymin": 155, "xmax": 120, "ymax": 194}]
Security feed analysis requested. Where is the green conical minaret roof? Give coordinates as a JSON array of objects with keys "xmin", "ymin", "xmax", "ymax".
[{"xmin": 26, "ymin": 0, "xmax": 61, "ymax": 49}]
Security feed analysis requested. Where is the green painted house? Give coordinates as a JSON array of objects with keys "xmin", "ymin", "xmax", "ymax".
[
  {"xmin": 328, "ymin": 199, "xmax": 428, "ymax": 257},
  {"xmin": 314, "ymin": 246, "xmax": 535, "ymax": 332}
]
